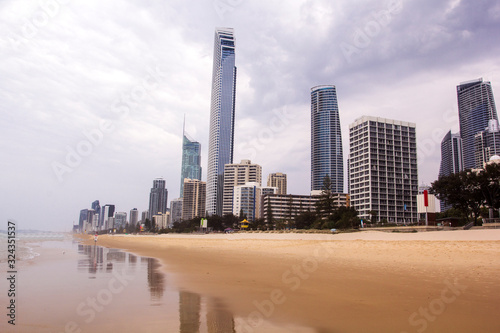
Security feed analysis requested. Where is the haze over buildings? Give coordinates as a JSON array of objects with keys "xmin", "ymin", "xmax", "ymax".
[{"xmin": 1, "ymin": 1, "xmax": 499, "ymax": 231}]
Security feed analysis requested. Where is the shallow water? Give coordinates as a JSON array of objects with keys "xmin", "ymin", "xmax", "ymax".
[{"xmin": 1, "ymin": 237, "xmax": 316, "ymax": 333}]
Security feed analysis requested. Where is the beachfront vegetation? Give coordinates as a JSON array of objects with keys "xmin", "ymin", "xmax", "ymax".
[{"xmin": 431, "ymin": 163, "xmax": 500, "ymax": 225}]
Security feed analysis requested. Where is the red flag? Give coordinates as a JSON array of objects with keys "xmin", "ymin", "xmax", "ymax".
[{"xmin": 423, "ymin": 190, "xmax": 429, "ymax": 207}]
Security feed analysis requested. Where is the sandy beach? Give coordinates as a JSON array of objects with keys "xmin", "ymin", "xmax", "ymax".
[{"xmin": 82, "ymin": 230, "xmax": 500, "ymax": 332}]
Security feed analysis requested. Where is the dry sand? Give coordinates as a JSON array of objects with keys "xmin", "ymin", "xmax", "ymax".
[{"xmin": 81, "ymin": 230, "xmax": 500, "ymax": 332}]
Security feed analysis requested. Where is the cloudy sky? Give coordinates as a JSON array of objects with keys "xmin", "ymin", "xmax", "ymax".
[{"xmin": 1, "ymin": 0, "xmax": 499, "ymax": 231}]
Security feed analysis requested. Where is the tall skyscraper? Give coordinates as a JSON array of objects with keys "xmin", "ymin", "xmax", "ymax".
[
  {"xmin": 91, "ymin": 200, "xmax": 100, "ymax": 229},
  {"xmin": 206, "ymin": 27, "xmax": 237, "ymax": 216},
  {"xmin": 457, "ymin": 78, "xmax": 498, "ymax": 170},
  {"xmin": 148, "ymin": 178, "xmax": 169, "ymax": 219},
  {"xmin": 439, "ymin": 131, "xmax": 463, "ymax": 178},
  {"xmin": 267, "ymin": 172, "xmax": 287, "ymax": 195},
  {"xmin": 102, "ymin": 204, "xmax": 115, "ymax": 230},
  {"xmin": 222, "ymin": 159, "xmax": 262, "ymax": 216},
  {"xmin": 170, "ymin": 198, "xmax": 183, "ymax": 223},
  {"xmin": 129, "ymin": 208, "xmax": 139, "ymax": 228},
  {"xmin": 438, "ymin": 130, "xmax": 463, "ymax": 212},
  {"xmin": 348, "ymin": 116, "xmax": 418, "ymax": 223},
  {"xmin": 180, "ymin": 121, "xmax": 202, "ymax": 198},
  {"xmin": 311, "ymin": 85, "xmax": 344, "ymax": 192},
  {"xmin": 182, "ymin": 179, "xmax": 206, "ymax": 220}
]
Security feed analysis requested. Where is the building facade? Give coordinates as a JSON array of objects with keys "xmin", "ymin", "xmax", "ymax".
[
  {"xmin": 148, "ymin": 178, "xmax": 169, "ymax": 220},
  {"xmin": 348, "ymin": 116, "xmax": 418, "ymax": 223},
  {"xmin": 311, "ymin": 85, "xmax": 344, "ymax": 192},
  {"xmin": 129, "ymin": 208, "xmax": 139, "ymax": 228},
  {"xmin": 232, "ymin": 182, "xmax": 262, "ymax": 221},
  {"xmin": 180, "ymin": 128, "xmax": 202, "ymax": 198},
  {"xmin": 261, "ymin": 193, "xmax": 349, "ymax": 225},
  {"xmin": 438, "ymin": 131, "xmax": 463, "ymax": 211},
  {"xmin": 222, "ymin": 159, "xmax": 262, "ymax": 216},
  {"xmin": 457, "ymin": 78, "xmax": 498, "ymax": 170},
  {"xmin": 206, "ymin": 27, "xmax": 237, "ymax": 216},
  {"xmin": 474, "ymin": 119, "xmax": 500, "ymax": 168},
  {"xmin": 267, "ymin": 172, "xmax": 287, "ymax": 195},
  {"xmin": 182, "ymin": 179, "xmax": 207, "ymax": 220},
  {"xmin": 170, "ymin": 198, "xmax": 183, "ymax": 223},
  {"xmin": 114, "ymin": 212, "xmax": 127, "ymax": 231}
]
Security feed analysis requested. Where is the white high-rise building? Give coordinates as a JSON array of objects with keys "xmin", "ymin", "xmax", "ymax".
[
  {"xmin": 206, "ymin": 28, "xmax": 237, "ymax": 216},
  {"xmin": 348, "ymin": 116, "xmax": 418, "ymax": 223},
  {"xmin": 222, "ymin": 160, "xmax": 262, "ymax": 216}
]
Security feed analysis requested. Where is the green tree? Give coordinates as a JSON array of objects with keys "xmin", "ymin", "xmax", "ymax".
[
  {"xmin": 295, "ymin": 210, "xmax": 316, "ymax": 229},
  {"xmin": 315, "ymin": 175, "xmax": 337, "ymax": 220},
  {"xmin": 431, "ymin": 170, "xmax": 485, "ymax": 224}
]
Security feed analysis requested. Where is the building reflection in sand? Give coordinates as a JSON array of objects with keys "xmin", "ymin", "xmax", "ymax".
[{"xmin": 77, "ymin": 244, "xmax": 236, "ymax": 332}]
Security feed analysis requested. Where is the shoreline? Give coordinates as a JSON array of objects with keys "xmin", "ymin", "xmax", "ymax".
[{"xmin": 78, "ymin": 230, "xmax": 500, "ymax": 332}]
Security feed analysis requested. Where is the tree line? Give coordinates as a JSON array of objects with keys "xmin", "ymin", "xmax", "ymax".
[{"xmin": 430, "ymin": 162, "xmax": 500, "ymax": 224}]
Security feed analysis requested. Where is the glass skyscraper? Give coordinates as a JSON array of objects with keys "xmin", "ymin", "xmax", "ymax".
[
  {"xmin": 180, "ymin": 126, "xmax": 201, "ymax": 198},
  {"xmin": 457, "ymin": 78, "xmax": 498, "ymax": 170},
  {"xmin": 311, "ymin": 85, "xmax": 344, "ymax": 192},
  {"xmin": 206, "ymin": 27, "xmax": 237, "ymax": 216},
  {"xmin": 148, "ymin": 178, "xmax": 168, "ymax": 220}
]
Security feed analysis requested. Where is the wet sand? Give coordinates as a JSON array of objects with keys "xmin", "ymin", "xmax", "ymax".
[{"xmin": 83, "ymin": 230, "xmax": 500, "ymax": 332}]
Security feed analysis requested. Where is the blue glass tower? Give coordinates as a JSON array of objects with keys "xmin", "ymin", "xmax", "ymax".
[
  {"xmin": 206, "ymin": 27, "xmax": 237, "ymax": 216},
  {"xmin": 180, "ymin": 122, "xmax": 202, "ymax": 198},
  {"xmin": 457, "ymin": 78, "xmax": 498, "ymax": 170},
  {"xmin": 311, "ymin": 85, "xmax": 344, "ymax": 192}
]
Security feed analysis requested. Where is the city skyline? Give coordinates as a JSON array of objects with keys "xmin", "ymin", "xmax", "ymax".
[{"xmin": 1, "ymin": 0, "xmax": 499, "ymax": 231}]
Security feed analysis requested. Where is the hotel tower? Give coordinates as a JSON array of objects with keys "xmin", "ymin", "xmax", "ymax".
[{"xmin": 206, "ymin": 28, "xmax": 237, "ymax": 216}]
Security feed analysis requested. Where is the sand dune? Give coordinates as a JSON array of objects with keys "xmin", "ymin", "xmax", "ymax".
[{"xmin": 84, "ymin": 230, "xmax": 500, "ymax": 332}]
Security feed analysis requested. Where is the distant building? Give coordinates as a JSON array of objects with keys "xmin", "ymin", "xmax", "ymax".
[
  {"xmin": 91, "ymin": 200, "xmax": 100, "ymax": 229},
  {"xmin": 114, "ymin": 212, "xmax": 127, "ymax": 231},
  {"xmin": 311, "ymin": 85, "xmax": 344, "ymax": 193},
  {"xmin": 457, "ymin": 78, "xmax": 498, "ymax": 170},
  {"xmin": 348, "ymin": 116, "xmax": 418, "ymax": 223},
  {"xmin": 180, "ymin": 127, "xmax": 202, "ymax": 198},
  {"xmin": 170, "ymin": 198, "xmax": 183, "ymax": 223},
  {"xmin": 148, "ymin": 178, "xmax": 168, "ymax": 220},
  {"xmin": 206, "ymin": 27, "xmax": 237, "ymax": 216},
  {"xmin": 129, "ymin": 208, "xmax": 139, "ymax": 228},
  {"xmin": 261, "ymin": 192, "xmax": 349, "ymax": 225},
  {"xmin": 101, "ymin": 204, "xmax": 115, "ymax": 230},
  {"xmin": 153, "ymin": 212, "xmax": 169, "ymax": 230},
  {"xmin": 438, "ymin": 131, "xmax": 463, "ymax": 212},
  {"xmin": 141, "ymin": 210, "xmax": 149, "ymax": 223},
  {"xmin": 79, "ymin": 209, "xmax": 88, "ymax": 230},
  {"xmin": 182, "ymin": 179, "xmax": 206, "ymax": 220},
  {"xmin": 222, "ymin": 160, "xmax": 262, "ymax": 216},
  {"xmin": 474, "ymin": 119, "xmax": 500, "ymax": 168},
  {"xmin": 267, "ymin": 172, "xmax": 287, "ymax": 195},
  {"xmin": 233, "ymin": 182, "xmax": 261, "ymax": 221}
]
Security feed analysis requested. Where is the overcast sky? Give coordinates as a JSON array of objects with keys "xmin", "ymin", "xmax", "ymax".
[{"xmin": 1, "ymin": 0, "xmax": 499, "ymax": 231}]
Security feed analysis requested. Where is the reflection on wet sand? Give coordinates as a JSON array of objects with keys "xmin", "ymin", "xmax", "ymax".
[
  {"xmin": 206, "ymin": 298, "xmax": 236, "ymax": 333},
  {"xmin": 147, "ymin": 257, "xmax": 165, "ymax": 300},
  {"xmin": 76, "ymin": 244, "xmax": 238, "ymax": 332},
  {"xmin": 179, "ymin": 291, "xmax": 236, "ymax": 333}
]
